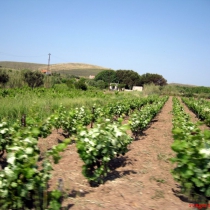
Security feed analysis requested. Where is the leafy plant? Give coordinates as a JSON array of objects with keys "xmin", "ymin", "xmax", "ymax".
[
  {"xmin": 23, "ymin": 70, "xmax": 44, "ymax": 88},
  {"xmin": 0, "ymin": 120, "xmax": 70, "ymax": 209},
  {"xmin": 171, "ymin": 97, "xmax": 210, "ymax": 203},
  {"xmin": 76, "ymin": 119, "xmax": 132, "ymax": 184}
]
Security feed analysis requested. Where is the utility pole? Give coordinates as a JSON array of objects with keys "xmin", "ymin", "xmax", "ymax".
[{"xmin": 48, "ymin": 53, "xmax": 51, "ymax": 74}]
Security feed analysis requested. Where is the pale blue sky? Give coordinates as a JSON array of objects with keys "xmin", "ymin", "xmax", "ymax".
[{"xmin": 0, "ymin": 0, "xmax": 210, "ymax": 86}]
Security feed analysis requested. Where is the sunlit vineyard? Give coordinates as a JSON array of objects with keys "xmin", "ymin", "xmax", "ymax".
[
  {"xmin": 0, "ymin": 87, "xmax": 169, "ymax": 209},
  {"xmin": 1, "ymin": 86, "xmax": 210, "ymax": 209}
]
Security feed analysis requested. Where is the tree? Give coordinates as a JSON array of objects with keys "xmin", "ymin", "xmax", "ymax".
[
  {"xmin": 96, "ymin": 80, "xmax": 107, "ymax": 89},
  {"xmin": 23, "ymin": 70, "xmax": 44, "ymax": 88},
  {"xmin": 66, "ymin": 78, "xmax": 76, "ymax": 89},
  {"xmin": 140, "ymin": 73, "xmax": 167, "ymax": 86},
  {"xmin": 94, "ymin": 70, "xmax": 117, "ymax": 83},
  {"xmin": 0, "ymin": 71, "xmax": 9, "ymax": 87},
  {"xmin": 116, "ymin": 70, "xmax": 141, "ymax": 89},
  {"xmin": 75, "ymin": 78, "xmax": 87, "ymax": 91}
]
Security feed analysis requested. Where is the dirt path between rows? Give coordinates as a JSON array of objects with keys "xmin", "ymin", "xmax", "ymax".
[{"xmin": 45, "ymin": 96, "xmax": 204, "ymax": 210}]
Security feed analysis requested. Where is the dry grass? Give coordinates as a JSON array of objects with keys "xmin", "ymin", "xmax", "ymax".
[
  {"xmin": 48, "ymin": 63, "xmax": 109, "ymax": 70},
  {"xmin": 0, "ymin": 61, "xmax": 110, "ymax": 77}
]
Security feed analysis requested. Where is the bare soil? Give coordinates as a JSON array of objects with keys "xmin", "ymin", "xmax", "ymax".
[{"xmin": 37, "ymin": 96, "xmax": 210, "ymax": 210}]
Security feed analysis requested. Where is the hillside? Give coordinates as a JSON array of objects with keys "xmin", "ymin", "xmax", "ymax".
[
  {"xmin": 168, "ymin": 83, "xmax": 198, "ymax": 87},
  {"xmin": 0, "ymin": 61, "xmax": 110, "ymax": 77},
  {"xmin": 0, "ymin": 61, "xmax": 46, "ymax": 71}
]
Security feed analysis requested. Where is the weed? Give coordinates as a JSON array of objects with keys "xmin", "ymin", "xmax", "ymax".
[
  {"xmin": 157, "ymin": 153, "xmax": 170, "ymax": 162},
  {"xmin": 149, "ymin": 176, "xmax": 166, "ymax": 184},
  {"xmin": 151, "ymin": 190, "xmax": 165, "ymax": 199}
]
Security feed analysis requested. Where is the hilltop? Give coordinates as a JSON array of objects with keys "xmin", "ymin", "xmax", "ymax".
[
  {"xmin": 168, "ymin": 83, "xmax": 198, "ymax": 87},
  {"xmin": 0, "ymin": 61, "xmax": 110, "ymax": 77}
]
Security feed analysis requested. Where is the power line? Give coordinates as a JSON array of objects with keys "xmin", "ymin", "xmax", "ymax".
[
  {"xmin": 51, "ymin": 55, "xmax": 70, "ymax": 63},
  {"xmin": 0, "ymin": 51, "xmax": 46, "ymax": 57}
]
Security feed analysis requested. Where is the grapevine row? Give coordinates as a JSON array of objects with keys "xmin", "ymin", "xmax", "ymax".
[
  {"xmin": 171, "ymin": 97, "xmax": 210, "ymax": 203},
  {"xmin": 77, "ymin": 96, "xmax": 169, "ymax": 184},
  {"xmin": 182, "ymin": 97, "xmax": 210, "ymax": 126}
]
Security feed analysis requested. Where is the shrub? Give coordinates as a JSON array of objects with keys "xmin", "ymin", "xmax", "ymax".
[{"xmin": 23, "ymin": 70, "xmax": 44, "ymax": 88}]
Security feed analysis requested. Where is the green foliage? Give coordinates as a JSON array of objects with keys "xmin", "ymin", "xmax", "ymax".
[
  {"xmin": 171, "ymin": 97, "xmax": 210, "ymax": 202},
  {"xmin": 182, "ymin": 97, "xmax": 210, "ymax": 126},
  {"xmin": 76, "ymin": 119, "xmax": 132, "ymax": 184},
  {"xmin": 116, "ymin": 70, "xmax": 141, "ymax": 89},
  {"xmin": 0, "ymin": 70, "xmax": 9, "ymax": 86},
  {"xmin": 96, "ymin": 80, "xmax": 107, "ymax": 89},
  {"xmin": 0, "ymin": 121, "xmax": 67, "ymax": 209},
  {"xmin": 0, "ymin": 88, "xmax": 171, "ymax": 207},
  {"xmin": 52, "ymin": 83, "xmax": 69, "ymax": 92},
  {"xmin": 130, "ymin": 96, "xmax": 168, "ymax": 137},
  {"xmin": 160, "ymin": 85, "xmax": 179, "ymax": 96},
  {"xmin": 65, "ymin": 78, "xmax": 75, "ymax": 89},
  {"xmin": 176, "ymin": 85, "xmax": 210, "ymax": 95},
  {"xmin": 118, "ymin": 83, "xmax": 126, "ymax": 90},
  {"xmin": 143, "ymin": 83, "xmax": 161, "ymax": 95},
  {"xmin": 1, "ymin": 88, "xmax": 167, "ymax": 208},
  {"xmin": 75, "ymin": 79, "xmax": 87, "ymax": 91},
  {"xmin": 49, "ymin": 105, "xmax": 91, "ymax": 137},
  {"xmin": 94, "ymin": 70, "xmax": 117, "ymax": 83},
  {"xmin": 140, "ymin": 73, "xmax": 167, "ymax": 86},
  {"xmin": 86, "ymin": 79, "xmax": 107, "ymax": 89},
  {"xmin": 23, "ymin": 70, "xmax": 44, "ymax": 88}
]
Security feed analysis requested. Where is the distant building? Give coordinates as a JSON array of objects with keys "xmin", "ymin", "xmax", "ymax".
[
  {"xmin": 109, "ymin": 83, "xmax": 118, "ymax": 90},
  {"xmin": 132, "ymin": 86, "xmax": 143, "ymax": 91},
  {"xmin": 89, "ymin": 75, "xmax": 95, "ymax": 79},
  {"xmin": 40, "ymin": 69, "xmax": 51, "ymax": 75}
]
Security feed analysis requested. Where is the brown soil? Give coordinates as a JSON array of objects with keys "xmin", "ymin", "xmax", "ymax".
[{"xmin": 37, "ymin": 96, "xmax": 210, "ymax": 210}]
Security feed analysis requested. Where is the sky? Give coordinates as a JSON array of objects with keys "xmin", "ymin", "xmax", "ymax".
[{"xmin": 0, "ymin": 0, "xmax": 210, "ymax": 86}]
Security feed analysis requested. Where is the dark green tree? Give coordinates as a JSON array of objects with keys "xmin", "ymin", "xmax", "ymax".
[
  {"xmin": 23, "ymin": 70, "xmax": 44, "ymax": 88},
  {"xmin": 86, "ymin": 79, "xmax": 97, "ymax": 87},
  {"xmin": 0, "ymin": 71, "xmax": 9, "ymax": 87},
  {"xmin": 66, "ymin": 78, "xmax": 76, "ymax": 89},
  {"xmin": 94, "ymin": 70, "xmax": 117, "ymax": 83},
  {"xmin": 116, "ymin": 70, "xmax": 141, "ymax": 89},
  {"xmin": 75, "ymin": 78, "xmax": 87, "ymax": 91},
  {"xmin": 96, "ymin": 80, "xmax": 108, "ymax": 89},
  {"xmin": 140, "ymin": 73, "xmax": 167, "ymax": 86}
]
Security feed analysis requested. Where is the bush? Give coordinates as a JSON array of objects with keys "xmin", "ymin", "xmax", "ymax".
[
  {"xmin": 66, "ymin": 79, "xmax": 76, "ymax": 89},
  {"xmin": 23, "ymin": 70, "xmax": 44, "ymax": 88},
  {"xmin": 0, "ymin": 71, "xmax": 9, "ymax": 87},
  {"xmin": 143, "ymin": 83, "xmax": 160, "ymax": 96},
  {"xmin": 75, "ymin": 80, "xmax": 87, "ymax": 91}
]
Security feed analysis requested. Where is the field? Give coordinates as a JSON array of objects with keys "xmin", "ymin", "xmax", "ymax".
[
  {"xmin": 44, "ymin": 97, "xmax": 210, "ymax": 210},
  {"xmin": 44, "ymin": 96, "xmax": 180, "ymax": 209},
  {"xmin": 0, "ymin": 88, "xmax": 210, "ymax": 210}
]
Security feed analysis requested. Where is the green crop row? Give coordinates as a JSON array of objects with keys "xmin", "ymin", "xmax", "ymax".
[
  {"xmin": 182, "ymin": 97, "xmax": 210, "ymax": 126},
  {"xmin": 171, "ymin": 97, "xmax": 210, "ymax": 204}
]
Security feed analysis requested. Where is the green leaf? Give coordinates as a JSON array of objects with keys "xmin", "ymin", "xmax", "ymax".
[
  {"xmin": 192, "ymin": 177, "xmax": 204, "ymax": 187},
  {"xmin": 171, "ymin": 141, "xmax": 188, "ymax": 152},
  {"xmin": 56, "ymin": 143, "xmax": 66, "ymax": 152},
  {"xmin": 11, "ymin": 182, "xmax": 18, "ymax": 188},
  {"xmin": 205, "ymin": 186, "xmax": 210, "ymax": 197}
]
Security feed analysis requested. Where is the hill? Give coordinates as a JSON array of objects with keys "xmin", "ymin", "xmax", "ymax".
[
  {"xmin": 0, "ymin": 61, "xmax": 110, "ymax": 77},
  {"xmin": 0, "ymin": 61, "xmax": 46, "ymax": 71},
  {"xmin": 168, "ymin": 83, "xmax": 198, "ymax": 87},
  {"xmin": 47, "ymin": 63, "xmax": 111, "ymax": 77}
]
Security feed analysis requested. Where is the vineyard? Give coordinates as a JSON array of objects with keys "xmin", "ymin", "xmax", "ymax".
[{"xmin": 0, "ymin": 89, "xmax": 210, "ymax": 209}]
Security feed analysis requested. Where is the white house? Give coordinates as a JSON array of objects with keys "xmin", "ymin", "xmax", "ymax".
[{"xmin": 132, "ymin": 86, "xmax": 143, "ymax": 91}]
